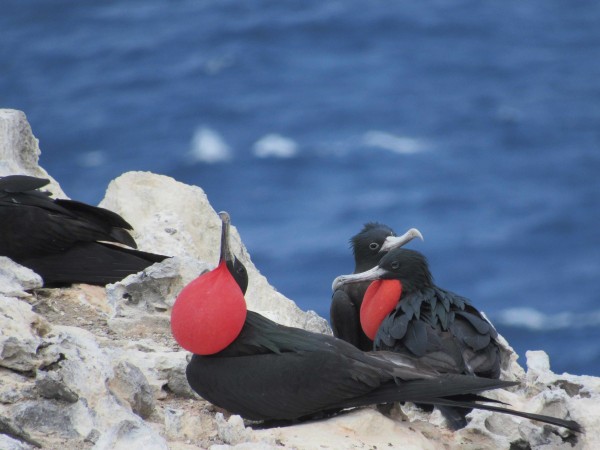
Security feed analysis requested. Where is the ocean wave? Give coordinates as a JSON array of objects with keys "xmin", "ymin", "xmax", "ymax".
[
  {"xmin": 187, "ymin": 127, "xmax": 232, "ymax": 163},
  {"xmin": 77, "ymin": 151, "xmax": 106, "ymax": 168},
  {"xmin": 495, "ymin": 307, "xmax": 600, "ymax": 331},
  {"xmin": 252, "ymin": 133, "xmax": 298, "ymax": 159},
  {"xmin": 362, "ymin": 130, "xmax": 425, "ymax": 154}
]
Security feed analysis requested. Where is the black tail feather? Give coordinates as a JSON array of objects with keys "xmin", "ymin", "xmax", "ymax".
[
  {"xmin": 25, "ymin": 242, "xmax": 169, "ymax": 286},
  {"xmin": 337, "ymin": 376, "xmax": 517, "ymax": 410},
  {"xmin": 396, "ymin": 376, "xmax": 519, "ymax": 402},
  {"xmin": 416, "ymin": 397, "xmax": 582, "ymax": 433},
  {"xmin": 335, "ymin": 375, "xmax": 581, "ymax": 433}
]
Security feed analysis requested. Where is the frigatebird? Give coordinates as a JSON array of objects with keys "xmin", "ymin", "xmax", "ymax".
[
  {"xmin": 171, "ymin": 212, "xmax": 580, "ymax": 432},
  {"xmin": 332, "ymin": 248, "xmax": 501, "ymax": 378},
  {"xmin": 332, "ymin": 246, "xmax": 503, "ymax": 427},
  {"xmin": 0, "ymin": 175, "xmax": 168, "ymax": 286},
  {"xmin": 331, "ymin": 223, "xmax": 423, "ymax": 350}
]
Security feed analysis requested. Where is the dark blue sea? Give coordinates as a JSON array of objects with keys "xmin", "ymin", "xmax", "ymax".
[{"xmin": 2, "ymin": 1, "xmax": 600, "ymax": 375}]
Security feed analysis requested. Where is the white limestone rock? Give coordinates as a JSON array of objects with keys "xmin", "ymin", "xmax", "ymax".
[
  {"xmin": 210, "ymin": 444, "xmax": 280, "ymax": 450},
  {"xmin": 35, "ymin": 370, "xmax": 80, "ymax": 403},
  {"xmin": 0, "ymin": 295, "xmax": 51, "ymax": 372},
  {"xmin": 10, "ymin": 399, "xmax": 87, "ymax": 440},
  {"xmin": 0, "ymin": 109, "xmax": 65, "ymax": 196},
  {"xmin": 92, "ymin": 419, "xmax": 169, "ymax": 450},
  {"xmin": 104, "ymin": 256, "xmax": 209, "ymax": 339},
  {"xmin": 0, "ymin": 322, "xmax": 167, "ymax": 447},
  {"xmin": 496, "ymin": 331, "xmax": 526, "ymax": 381},
  {"xmin": 164, "ymin": 406, "xmax": 212, "ymax": 441},
  {"xmin": 251, "ymin": 408, "xmax": 444, "ymax": 450},
  {"xmin": 100, "ymin": 171, "xmax": 331, "ymax": 334},
  {"xmin": 107, "ymin": 343, "xmax": 193, "ymax": 400},
  {"xmin": 0, "ymin": 369, "xmax": 36, "ymax": 405},
  {"xmin": 0, "ymin": 434, "xmax": 31, "ymax": 450},
  {"xmin": 0, "ymin": 257, "xmax": 43, "ymax": 298},
  {"xmin": 215, "ymin": 413, "xmax": 259, "ymax": 446},
  {"xmin": 106, "ymin": 256, "xmax": 209, "ymax": 314},
  {"xmin": 109, "ymin": 360, "xmax": 155, "ymax": 419}
]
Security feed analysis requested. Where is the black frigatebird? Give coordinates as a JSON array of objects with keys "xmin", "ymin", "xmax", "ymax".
[
  {"xmin": 171, "ymin": 212, "xmax": 580, "ymax": 432},
  {"xmin": 332, "ymin": 247, "xmax": 501, "ymax": 378},
  {"xmin": 0, "ymin": 175, "xmax": 168, "ymax": 286},
  {"xmin": 332, "ymin": 246, "xmax": 503, "ymax": 427},
  {"xmin": 331, "ymin": 223, "xmax": 423, "ymax": 351}
]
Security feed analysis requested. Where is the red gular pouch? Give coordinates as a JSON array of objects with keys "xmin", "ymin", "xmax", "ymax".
[
  {"xmin": 360, "ymin": 279, "xmax": 402, "ymax": 341},
  {"xmin": 171, "ymin": 260, "xmax": 247, "ymax": 355}
]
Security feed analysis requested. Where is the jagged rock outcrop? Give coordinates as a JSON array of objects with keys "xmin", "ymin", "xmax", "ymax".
[
  {"xmin": 100, "ymin": 171, "xmax": 330, "ymax": 332},
  {"xmin": 0, "ymin": 109, "xmax": 65, "ymax": 196},
  {"xmin": 1, "ymin": 109, "xmax": 598, "ymax": 449}
]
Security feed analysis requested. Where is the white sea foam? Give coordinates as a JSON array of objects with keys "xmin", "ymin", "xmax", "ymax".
[
  {"xmin": 252, "ymin": 133, "xmax": 298, "ymax": 159},
  {"xmin": 495, "ymin": 307, "xmax": 600, "ymax": 331},
  {"xmin": 188, "ymin": 126, "xmax": 231, "ymax": 163},
  {"xmin": 78, "ymin": 150, "xmax": 106, "ymax": 168},
  {"xmin": 362, "ymin": 130, "xmax": 425, "ymax": 154},
  {"xmin": 204, "ymin": 54, "xmax": 235, "ymax": 75}
]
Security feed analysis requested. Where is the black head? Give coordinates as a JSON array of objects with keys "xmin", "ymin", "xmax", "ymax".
[
  {"xmin": 218, "ymin": 211, "xmax": 249, "ymax": 295},
  {"xmin": 227, "ymin": 258, "xmax": 248, "ymax": 295},
  {"xmin": 377, "ymin": 248, "xmax": 433, "ymax": 294},
  {"xmin": 333, "ymin": 227, "xmax": 426, "ymax": 292},
  {"xmin": 350, "ymin": 222, "xmax": 396, "ymax": 272}
]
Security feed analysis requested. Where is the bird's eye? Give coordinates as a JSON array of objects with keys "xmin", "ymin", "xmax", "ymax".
[
  {"xmin": 391, "ymin": 261, "xmax": 400, "ymax": 270},
  {"xmin": 369, "ymin": 242, "xmax": 379, "ymax": 250}
]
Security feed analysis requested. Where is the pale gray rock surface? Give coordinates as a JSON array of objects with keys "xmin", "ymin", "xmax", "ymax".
[
  {"xmin": 0, "ymin": 295, "xmax": 51, "ymax": 372},
  {"xmin": 0, "ymin": 109, "xmax": 65, "ymax": 196},
  {"xmin": 100, "ymin": 171, "xmax": 331, "ymax": 334},
  {"xmin": 109, "ymin": 361, "xmax": 155, "ymax": 419},
  {"xmin": 92, "ymin": 420, "xmax": 169, "ymax": 450},
  {"xmin": 0, "ymin": 258, "xmax": 43, "ymax": 298},
  {"xmin": 0, "ymin": 109, "xmax": 598, "ymax": 449},
  {"xmin": 0, "ymin": 434, "xmax": 31, "ymax": 450}
]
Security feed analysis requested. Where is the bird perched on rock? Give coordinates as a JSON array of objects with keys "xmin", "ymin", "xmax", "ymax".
[
  {"xmin": 171, "ymin": 212, "xmax": 580, "ymax": 432},
  {"xmin": 0, "ymin": 175, "xmax": 168, "ymax": 286},
  {"xmin": 331, "ymin": 223, "xmax": 423, "ymax": 351},
  {"xmin": 332, "ymin": 246, "xmax": 503, "ymax": 428},
  {"xmin": 332, "ymin": 247, "xmax": 501, "ymax": 378}
]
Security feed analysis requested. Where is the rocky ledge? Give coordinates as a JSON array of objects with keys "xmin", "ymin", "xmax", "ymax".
[{"xmin": 1, "ymin": 109, "xmax": 598, "ymax": 449}]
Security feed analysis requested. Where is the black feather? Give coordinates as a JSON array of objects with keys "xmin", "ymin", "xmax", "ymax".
[
  {"xmin": 403, "ymin": 320, "xmax": 429, "ymax": 356},
  {"xmin": 455, "ymin": 310, "xmax": 492, "ymax": 335},
  {"xmin": 0, "ymin": 175, "xmax": 49, "ymax": 192},
  {"xmin": 0, "ymin": 174, "xmax": 169, "ymax": 286},
  {"xmin": 388, "ymin": 313, "xmax": 410, "ymax": 340}
]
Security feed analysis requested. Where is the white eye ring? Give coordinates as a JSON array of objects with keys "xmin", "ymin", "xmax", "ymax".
[{"xmin": 369, "ymin": 242, "xmax": 379, "ymax": 250}]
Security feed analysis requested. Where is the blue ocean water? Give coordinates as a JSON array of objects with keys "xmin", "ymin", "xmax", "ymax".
[{"xmin": 2, "ymin": 1, "xmax": 600, "ymax": 375}]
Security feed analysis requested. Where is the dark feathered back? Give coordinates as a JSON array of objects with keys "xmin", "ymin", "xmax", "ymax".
[{"xmin": 0, "ymin": 174, "xmax": 168, "ymax": 285}]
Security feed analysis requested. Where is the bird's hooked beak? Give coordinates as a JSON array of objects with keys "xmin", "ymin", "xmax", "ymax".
[
  {"xmin": 218, "ymin": 211, "xmax": 234, "ymax": 265},
  {"xmin": 332, "ymin": 227, "xmax": 423, "ymax": 291},
  {"xmin": 379, "ymin": 228, "xmax": 423, "ymax": 253},
  {"xmin": 332, "ymin": 265, "xmax": 388, "ymax": 291}
]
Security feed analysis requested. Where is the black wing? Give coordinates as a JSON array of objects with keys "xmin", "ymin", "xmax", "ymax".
[
  {"xmin": 187, "ymin": 312, "xmax": 513, "ymax": 422},
  {"xmin": 1, "ymin": 175, "xmax": 135, "ymax": 257},
  {"xmin": 375, "ymin": 288, "xmax": 501, "ymax": 378},
  {"xmin": 187, "ymin": 312, "xmax": 580, "ymax": 432},
  {"xmin": 0, "ymin": 175, "xmax": 50, "ymax": 192},
  {"xmin": 330, "ymin": 283, "xmax": 375, "ymax": 351},
  {"xmin": 0, "ymin": 175, "xmax": 168, "ymax": 285}
]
